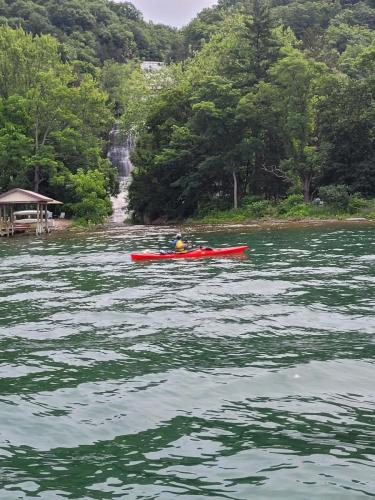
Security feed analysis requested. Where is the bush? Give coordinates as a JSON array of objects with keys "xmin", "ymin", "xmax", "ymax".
[
  {"xmin": 277, "ymin": 194, "xmax": 304, "ymax": 215},
  {"xmin": 247, "ymin": 200, "xmax": 276, "ymax": 218},
  {"xmin": 241, "ymin": 194, "xmax": 264, "ymax": 206},
  {"xmin": 348, "ymin": 194, "xmax": 367, "ymax": 214},
  {"xmin": 70, "ymin": 194, "xmax": 112, "ymax": 224},
  {"xmin": 66, "ymin": 169, "xmax": 112, "ymax": 224},
  {"xmin": 319, "ymin": 185, "xmax": 350, "ymax": 210},
  {"xmin": 196, "ymin": 197, "xmax": 231, "ymax": 217},
  {"xmin": 71, "ymin": 217, "xmax": 96, "ymax": 228},
  {"xmin": 190, "ymin": 208, "xmax": 248, "ymax": 224},
  {"xmin": 283, "ymin": 203, "xmax": 312, "ymax": 218}
]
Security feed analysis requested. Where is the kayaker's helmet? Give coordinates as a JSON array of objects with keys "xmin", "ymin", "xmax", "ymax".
[{"xmin": 176, "ymin": 233, "xmax": 182, "ymax": 240}]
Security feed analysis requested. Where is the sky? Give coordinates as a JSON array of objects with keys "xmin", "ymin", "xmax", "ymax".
[{"xmin": 126, "ymin": 0, "xmax": 218, "ymax": 27}]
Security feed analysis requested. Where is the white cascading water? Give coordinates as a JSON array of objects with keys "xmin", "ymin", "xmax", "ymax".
[{"xmin": 107, "ymin": 126, "xmax": 135, "ymax": 224}]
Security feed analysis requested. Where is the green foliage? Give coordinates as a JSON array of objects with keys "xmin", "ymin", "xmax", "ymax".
[
  {"xmin": 277, "ymin": 194, "xmax": 305, "ymax": 214},
  {"xmin": 129, "ymin": 0, "xmax": 375, "ymax": 223},
  {"xmin": 0, "ymin": 26, "xmax": 62, "ymax": 98},
  {"xmin": 269, "ymin": 49, "xmax": 328, "ymax": 201},
  {"xmin": 316, "ymin": 76, "xmax": 375, "ymax": 196},
  {"xmin": 0, "ymin": 0, "xmax": 180, "ymax": 66},
  {"xmin": 241, "ymin": 194, "xmax": 264, "ymax": 205},
  {"xmin": 348, "ymin": 193, "xmax": 368, "ymax": 214},
  {"xmin": 2, "ymin": 0, "xmax": 375, "ymax": 226},
  {"xmin": 246, "ymin": 199, "xmax": 277, "ymax": 218},
  {"xmin": 130, "ymin": 9, "xmax": 285, "ymax": 222},
  {"xmin": 319, "ymin": 184, "xmax": 350, "ymax": 210},
  {"xmin": 181, "ymin": 7, "xmax": 224, "ymax": 56},
  {"xmin": 189, "ymin": 195, "xmax": 375, "ymax": 223},
  {"xmin": 325, "ymin": 22, "xmax": 375, "ymax": 56},
  {"xmin": 193, "ymin": 197, "xmax": 277, "ymax": 223},
  {"xmin": 0, "ymin": 26, "xmax": 117, "ymax": 222},
  {"xmin": 191, "ymin": 208, "xmax": 249, "ymax": 224},
  {"xmin": 65, "ymin": 168, "xmax": 112, "ymax": 224},
  {"xmin": 316, "ymin": 186, "xmax": 370, "ymax": 216},
  {"xmin": 280, "ymin": 203, "xmax": 312, "ymax": 218}
]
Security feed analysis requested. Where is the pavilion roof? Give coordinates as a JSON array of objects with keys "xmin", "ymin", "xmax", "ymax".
[{"xmin": 0, "ymin": 188, "xmax": 62, "ymax": 205}]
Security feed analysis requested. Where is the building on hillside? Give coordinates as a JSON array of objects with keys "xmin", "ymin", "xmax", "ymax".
[{"xmin": 141, "ymin": 61, "xmax": 165, "ymax": 72}]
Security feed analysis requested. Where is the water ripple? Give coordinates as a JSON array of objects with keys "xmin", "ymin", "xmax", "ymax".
[{"xmin": 0, "ymin": 224, "xmax": 374, "ymax": 499}]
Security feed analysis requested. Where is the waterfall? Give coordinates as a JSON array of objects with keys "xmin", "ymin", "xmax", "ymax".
[{"xmin": 107, "ymin": 126, "xmax": 135, "ymax": 224}]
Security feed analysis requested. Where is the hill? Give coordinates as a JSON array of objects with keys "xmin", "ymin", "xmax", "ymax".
[
  {"xmin": 0, "ymin": 0, "xmax": 180, "ymax": 66},
  {"xmin": 182, "ymin": 0, "xmax": 375, "ymax": 58}
]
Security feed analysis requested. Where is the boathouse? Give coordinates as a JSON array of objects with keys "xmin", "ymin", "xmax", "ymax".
[{"xmin": 0, "ymin": 188, "xmax": 62, "ymax": 236}]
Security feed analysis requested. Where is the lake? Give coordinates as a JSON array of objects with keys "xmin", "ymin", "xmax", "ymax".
[{"xmin": 0, "ymin": 223, "xmax": 374, "ymax": 499}]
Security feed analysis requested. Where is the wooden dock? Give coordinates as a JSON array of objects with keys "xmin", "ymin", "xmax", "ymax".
[
  {"xmin": 0, "ymin": 188, "xmax": 62, "ymax": 237},
  {"xmin": 0, "ymin": 217, "xmax": 14, "ymax": 237}
]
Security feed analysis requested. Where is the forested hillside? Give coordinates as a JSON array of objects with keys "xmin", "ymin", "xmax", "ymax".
[
  {"xmin": 0, "ymin": 0, "xmax": 180, "ymax": 223},
  {"xmin": 129, "ymin": 0, "xmax": 375, "ymax": 222},
  {"xmin": 1, "ymin": 0, "xmax": 375, "ymax": 224},
  {"xmin": 182, "ymin": 0, "xmax": 375, "ymax": 57},
  {"xmin": 0, "ymin": 0, "xmax": 180, "ymax": 65},
  {"xmin": 0, "ymin": 26, "xmax": 120, "ymax": 222}
]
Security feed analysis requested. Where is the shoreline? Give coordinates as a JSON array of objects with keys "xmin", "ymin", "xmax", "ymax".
[
  {"xmin": 4, "ymin": 217, "xmax": 374, "ymax": 240},
  {"xmin": 11, "ymin": 216, "xmax": 374, "ymax": 237},
  {"xmin": 99, "ymin": 217, "xmax": 375, "ymax": 234},
  {"xmin": 99, "ymin": 217, "xmax": 375, "ymax": 230},
  {"xmin": 183, "ymin": 217, "xmax": 375, "ymax": 230}
]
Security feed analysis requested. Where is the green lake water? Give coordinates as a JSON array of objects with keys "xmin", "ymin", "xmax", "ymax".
[{"xmin": 0, "ymin": 223, "xmax": 374, "ymax": 499}]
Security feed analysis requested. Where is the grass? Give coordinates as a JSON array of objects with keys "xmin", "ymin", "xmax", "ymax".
[
  {"xmin": 71, "ymin": 217, "xmax": 99, "ymax": 229},
  {"xmin": 188, "ymin": 198, "xmax": 375, "ymax": 225}
]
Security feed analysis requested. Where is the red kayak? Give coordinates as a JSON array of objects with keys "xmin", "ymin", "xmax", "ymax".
[{"xmin": 131, "ymin": 245, "xmax": 248, "ymax": 261}]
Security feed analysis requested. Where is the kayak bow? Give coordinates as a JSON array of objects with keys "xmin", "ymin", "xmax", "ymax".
[{"xmin": 131, "ymin": 245, "xmax": 248, "ymax": 261}]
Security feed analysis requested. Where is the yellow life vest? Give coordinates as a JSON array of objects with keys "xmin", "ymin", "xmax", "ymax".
[{"xmin": 175, "ymin": 239, "xmax": 186, "ymax": 252}]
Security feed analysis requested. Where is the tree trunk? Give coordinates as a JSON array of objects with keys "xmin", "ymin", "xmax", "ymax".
[
  {"xmin": 303, "ymin": 175, "xmax": 312, "ymax": 203},
  {"xmin": 233, "ymin": 170, "xmax": 238, "ymax": 209},
  {"xmin": 34, "ymin": 165, "xmax": 40, "ymax": 193}
]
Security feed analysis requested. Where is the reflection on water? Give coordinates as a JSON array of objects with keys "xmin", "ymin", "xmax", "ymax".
[{"xmin": 0, "ymin": 224, "xmax": 374, "ymax": 499}]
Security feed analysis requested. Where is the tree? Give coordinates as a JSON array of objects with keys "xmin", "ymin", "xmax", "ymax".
[
  {"xmin": 128, "ymin": 86, "xmax": 193, "ymax": 222},
  {"xmin": 243, "ymin": 0, "xmax": 279, "ymax": 80},
  {"xmin": 64, "ymin": 168, "xmax": 112, "ymax": 223},
  {"xmin": 129, "ymin": 9, "xmax": 285, "ymax": 220},
  {"xmin": 316, "ymin": 75, "xmax": 375, "ymax": 196},
  {"xmin": 0, "ymin": 27, "xmax": 62, "ymax": 99},
  {"xmin": 236, "ymin": 82, "xmax": 288, "ymax": 199},
  {"xmin": 272, "ymin": 1, "xmax": 340, "ymax": 41},
  {"xmin": 189, "ymin": 76, "xmax": 242, "ymax": 208},
  {"xmin": 182, "ymin": 7, "xmax": 224, "ymax": 56},
  {"xmin": 0, "ymin": 97, "xmax": 26, "ymax": 191},
  {"xmin": 0, "ymin": 26, "xmax": 116, "ymax": 213},
  {"xmin": 270, "ymin": 49, "xmax": 328, "ymax": 201}
]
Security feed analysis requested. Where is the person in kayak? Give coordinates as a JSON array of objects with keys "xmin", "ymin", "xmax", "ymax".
[{"xmin": 170, "ymin": 233, "xmax": 190, "ymax": 253}]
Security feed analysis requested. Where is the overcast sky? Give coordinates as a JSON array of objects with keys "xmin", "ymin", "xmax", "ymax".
[{"xmin": 126, "ymin": 0, "xmax": 218, "ymax": 27}]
